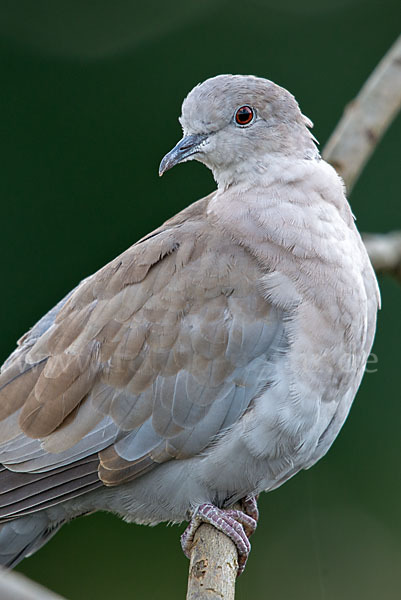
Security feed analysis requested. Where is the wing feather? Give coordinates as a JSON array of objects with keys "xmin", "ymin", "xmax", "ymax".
[{"xmin": 0, "ymin": 196, "xmax": 285, "ymax": 511}]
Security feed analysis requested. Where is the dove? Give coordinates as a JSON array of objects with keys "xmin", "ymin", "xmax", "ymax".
[{"xmin": 0, "ymin": 74, "xmax": 379, "ymax": 574}]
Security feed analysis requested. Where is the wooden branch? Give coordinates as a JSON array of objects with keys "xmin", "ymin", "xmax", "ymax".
[
  {"xmin": 363, "ymin": 231, "xmax": 401, "ymax": 282},
  {"xmin": 0, "ymin": 566, "xmax": 66, "ymax": 600},
  {"xmin": 323, "ymin": 34, "xmax": 401, "ymax": 192},
  {"xmin": 185, "ymin": 522, "xmax": 238, "ymax": 600}
]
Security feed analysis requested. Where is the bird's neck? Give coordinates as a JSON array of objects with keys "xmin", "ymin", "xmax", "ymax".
[
  {"xmin": 212, "ymin": 149, "xmax": 320, "ymax": 192},
  {"xmin": 208, "ymin": 156, "xmax": 355, "ymax": 260}
]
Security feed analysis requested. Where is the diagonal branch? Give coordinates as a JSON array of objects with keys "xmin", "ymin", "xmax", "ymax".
[
  {"xmin": 323, "ymin": 34, "xmax": 401, "ymax": 285},
  {"xmin": 323, "ymin": 34, "xmax": 401, "ymax": 193}
]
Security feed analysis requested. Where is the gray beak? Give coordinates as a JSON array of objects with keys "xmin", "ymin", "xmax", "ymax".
[{"xmin": 159, "ymin": 133, "xmax": 207, "ymax": 176}]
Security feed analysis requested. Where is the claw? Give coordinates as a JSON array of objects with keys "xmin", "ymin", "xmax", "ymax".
[{"xmin": 181, "ymin": 499, "xmax": 259, "ymax": 576}]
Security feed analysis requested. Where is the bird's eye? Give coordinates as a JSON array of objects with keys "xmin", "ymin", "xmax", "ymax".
[{"xmin": 235, "ymin": 105, "xmax": 254, "ymax": 126}]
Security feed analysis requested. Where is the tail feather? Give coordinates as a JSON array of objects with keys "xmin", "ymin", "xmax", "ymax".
[{"xmin": 0, "ymin": 514, "xmax": 61, "ymax": 568}]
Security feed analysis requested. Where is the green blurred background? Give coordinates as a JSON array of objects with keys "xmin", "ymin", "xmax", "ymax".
[{"xmin": 0, "ymin": 0, "xmax": 400, "ymax": 598}]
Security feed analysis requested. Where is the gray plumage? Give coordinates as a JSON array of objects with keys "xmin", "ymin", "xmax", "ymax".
[{"xmin": 0, "ymin": 74, "xmax": 379, "ymax": 567}]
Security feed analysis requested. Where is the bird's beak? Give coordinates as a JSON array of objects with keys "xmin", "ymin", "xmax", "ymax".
[{"xmin": 159, "ymin": 133, "xmax": 207, "ymax": 176}]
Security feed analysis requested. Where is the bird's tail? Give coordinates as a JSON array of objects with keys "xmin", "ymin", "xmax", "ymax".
[{"xmin": 0, "ymin": 513, "xmax": 61, "ymax": 568}]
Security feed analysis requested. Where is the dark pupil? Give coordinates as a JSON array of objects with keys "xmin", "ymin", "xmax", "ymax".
[{"xmin": 237, "ymin": 107, "xmax": 252, "ymax": 123}]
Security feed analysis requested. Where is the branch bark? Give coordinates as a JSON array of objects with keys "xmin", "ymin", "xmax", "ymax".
[
  {"xmin": 363, "ymin": 231, "xmax": 401, "ymax": 282},
  {"xmin": 185, "ymin": 523, "xmax": 238, "ymax": 600},
  {"xmin": 0, "ymin": 566, "xmax": 66, "ymax": 600},
  {"xmin": 185, "ymin": 34, "xmax": 401, "ymax": 600},
  {"xmin": 322, "ymin": 34, "xmax": 401, "ymax": 192}
]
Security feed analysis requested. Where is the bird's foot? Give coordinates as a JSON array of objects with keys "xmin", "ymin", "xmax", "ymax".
[
  {"xmin": 240, "ymin": 493, "xmax": 259, "ymax": 525},
  {"xmin": 181, "ymin": 496, "xmax": 259, "ymax": 576}
]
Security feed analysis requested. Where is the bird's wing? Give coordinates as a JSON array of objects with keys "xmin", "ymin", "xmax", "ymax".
[{"xmin": 0, "ymin": 196, "xmax": 284, "ymax": 516}]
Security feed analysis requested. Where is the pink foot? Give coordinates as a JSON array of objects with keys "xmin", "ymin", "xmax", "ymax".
[
  {"xmin": 241, "ymin": 494, "xmax": 259, "ymax": 526},
  {"xmin": 181, "ymin": 498, "xmax": 258, "ymax": 575}
]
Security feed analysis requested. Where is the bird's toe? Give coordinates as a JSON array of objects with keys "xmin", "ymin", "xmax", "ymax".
[{"xmin": 181, "ymin": 502, "xmax": 256, "ymax": 575}]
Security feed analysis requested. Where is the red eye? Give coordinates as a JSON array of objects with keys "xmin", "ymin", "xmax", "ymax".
[{"xmin": 235, "ymin": 105, "xmax": 254, "ymax": 126}]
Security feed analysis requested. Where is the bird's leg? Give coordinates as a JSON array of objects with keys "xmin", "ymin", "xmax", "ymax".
[{"xmin": 181, "ymin": 495, "xmax": 259, "ymax": 575}]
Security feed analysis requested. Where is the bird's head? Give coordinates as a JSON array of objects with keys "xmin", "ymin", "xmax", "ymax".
[{"xmin": 159, "ymin": 74, "xmax": 317, "ymax": 187}]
